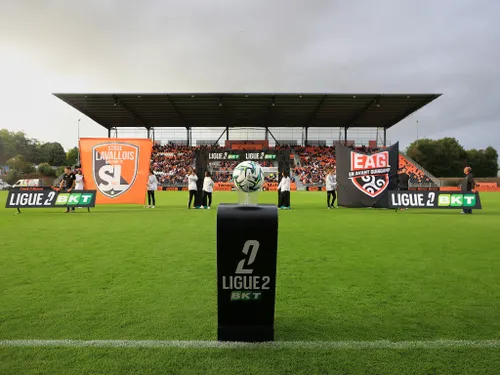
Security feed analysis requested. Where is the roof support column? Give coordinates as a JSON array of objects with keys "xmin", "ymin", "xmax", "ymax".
[
  {"xmin": 344, "ymin": 127, "xmax": 348, "ymax": 146},
  {"xmin": 383, "ymin": 128, "xmax": 387, "ymax": 147},
  {"xmin": 108, "ymin": 127, "xmax": 111, "ymax": 138},
  {"xmin": 226, "ymin": 127, "xmax": 229, "ymax": 141},
  {"xmin": 304, "ymin": 127, "xmax": 308, "ymax": 146},
  {"xmin": 186, "ymin": 127, "xmax": 192, "ymax": 146},
  {"xmin": 266, "ymin": 127, "xmax": 279, "ymax": 146},
  {"xmin": 214, "ymin": 128, "xmax": 228, "ymax": 146}
]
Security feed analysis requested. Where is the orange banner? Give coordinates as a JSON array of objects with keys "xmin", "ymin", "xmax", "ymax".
[{"xmin": 79, "ymin": 138, "xmax": 153, "ymax": 204}]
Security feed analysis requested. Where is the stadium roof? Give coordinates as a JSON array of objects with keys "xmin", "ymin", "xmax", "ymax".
[{"xmin": 54, "ymin": 93, "xmax": 441, "ymax": 129}]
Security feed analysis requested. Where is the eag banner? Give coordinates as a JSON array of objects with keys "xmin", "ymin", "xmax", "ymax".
[
  {"xmin": 79, "ymin": 138, "xmax": 153, "ymax": 204},
  {"xmin": 336, "ymin": 143, "xmax": 399, "ymax": 208}
]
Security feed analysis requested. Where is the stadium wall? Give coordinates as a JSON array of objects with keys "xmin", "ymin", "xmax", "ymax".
[{"xmin": 438, "ymin": 177, "xmax": 500, "ymax": 192}]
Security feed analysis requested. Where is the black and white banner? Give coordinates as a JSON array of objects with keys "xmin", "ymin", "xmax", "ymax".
[{"xmin": 336, "ymin": 143, "xmax": 399, "ymax": 208}]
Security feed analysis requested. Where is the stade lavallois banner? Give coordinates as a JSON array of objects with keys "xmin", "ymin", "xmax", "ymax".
[
  {"xmin": 79, "ymin": 138, "xmax": 153, "ymax": 205},
  {"xmin": 336, "ymin": 143, "xmax": 399, "ymax": 208}
]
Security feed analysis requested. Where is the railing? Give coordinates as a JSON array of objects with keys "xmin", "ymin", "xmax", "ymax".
[{"xmin": 400, "ymin": 152, "xmax": 441, "ymax": 187}]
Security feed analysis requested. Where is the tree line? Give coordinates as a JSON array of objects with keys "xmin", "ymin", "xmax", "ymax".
[
  {"xmin": 0, "ymin": 129, "xmax": 78, "ymax": 183},
  {"xmin": 406, "ymin": 137, "xmax": 499, "ymax": 178}
]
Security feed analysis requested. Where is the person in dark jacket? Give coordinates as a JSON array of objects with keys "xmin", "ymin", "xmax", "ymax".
[
  {"xmin": 397, "ymin": 167, "xmax": 410, "ymax": 189},
  {"xmin": 461, "ymin": 166, "xmax": 476, "ymax": 214},
  {"xmin": 396, "ymin": 167, "xmax": 410, "ymax": 210},
  {"xmin": 59, "ymin": 166, "xmax": 76, "ymax": 213}
]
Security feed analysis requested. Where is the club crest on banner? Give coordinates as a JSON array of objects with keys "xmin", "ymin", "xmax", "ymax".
[
  {"xmin": 92, "ymin": 142, "xmax": 139, "ymax": 198},
  {"xmin": 348, "ymin": 151, "xmax": 391, "ymax": 197}
]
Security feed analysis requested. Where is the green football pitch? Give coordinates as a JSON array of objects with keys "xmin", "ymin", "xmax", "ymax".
[{"xmin": 1, "ymin": 191, "xmax": 500, "ymax": 375}]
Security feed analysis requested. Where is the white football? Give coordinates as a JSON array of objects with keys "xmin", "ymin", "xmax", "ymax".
[{"xmin": 232, "ymin": 161, "xmax": 264, "ymax": 193}]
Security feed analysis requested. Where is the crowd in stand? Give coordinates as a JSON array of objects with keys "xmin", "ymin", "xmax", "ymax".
[
  {"xmin": 293, "ymin": 146, "xmax": 336, "ymax": 185},
  {"xmin": 293, "ymin": 145, "xmax": 382, "ymax": 185},
  {"xmin": 151, "ymin": 143, "xmax": 196, "ymax": 186},
  {"xmin": 150, "ymin": 143, "xmax": 434, "ymax": 187},
  {"xmin": 151, "ymin": 143, "xmax": 277, "ymax": 185}
]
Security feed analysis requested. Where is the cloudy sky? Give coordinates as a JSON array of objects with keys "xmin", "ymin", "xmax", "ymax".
[{"xmin": 1, "ymin": 0, "xmax": 499, "ymax": 152}]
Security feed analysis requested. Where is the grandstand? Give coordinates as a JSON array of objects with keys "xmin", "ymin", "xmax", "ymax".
[{"xmin": 54, "ymin": 92, "xmax": 441, "ymax": 188}]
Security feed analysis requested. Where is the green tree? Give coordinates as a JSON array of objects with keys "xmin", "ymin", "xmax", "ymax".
[
  {"xmin": 6, "ymin": 154, "xmax": 26, "ymax": 171},
  {"xmin": 22, "ymin": 162, "xmax": 36, "ymax": 174},
  {"xmin": 66, "ymin": 147, "xmax": 79, "ymax": 166},
  {"xmin": 407, "ymin": 138, "xmax": 498, "ymax": 177},
  {"xmin": 39, "ymin": 142, "xmax": 67, "ymax": 166},
  {"xmin": 406, "ymin": 139, "xmax": 436, "ymax": 172},
  {"xmin": 38, "ymin": 162, "xmax": 56, "ymax": 177},
  {"xmin": 4, "ymin": 170, "xmax": 20, "ymax": 185},
  {"xmin": 435, "ymin": 138, "xmax": 468, "ymax": 177},
  {"xmin": 0, "ymin": 136, "xmax": 5, "ymax": 164},
  {"xmin": 55, "ymin": 166, "xmax": 66, "ymax": 177},
  {"xmin": 0, "ymin": 129, "xmax": 17, "ymax": 163},
  {"xmin": 406, "ymin": 138, "xmax": 467, "ymax": 177},
  {"xmin": 466, "ymin": 147, "xmax": 499, "ymax": 177},
  {"xmin": 29, "ymin": 141, "xmax": 44, "ymax": 164}
]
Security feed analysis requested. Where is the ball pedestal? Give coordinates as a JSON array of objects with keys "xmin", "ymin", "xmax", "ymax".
[{"xmin": 216, "ymin": 202, "xmax": 278, "ymax": 342}]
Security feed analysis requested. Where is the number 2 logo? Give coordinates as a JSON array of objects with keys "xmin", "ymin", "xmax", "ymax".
[{"xmin": 235, "ymin": 240, "xmax": 260, "ymax": 274}]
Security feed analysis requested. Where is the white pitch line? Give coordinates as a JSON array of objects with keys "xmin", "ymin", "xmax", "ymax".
[{"xmin": 1, "ymin": 340, "xmax": 500, "ymax": 349}]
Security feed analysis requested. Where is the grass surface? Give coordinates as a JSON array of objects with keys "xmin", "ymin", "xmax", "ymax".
[{"xmin": 1, "ymin": 191, "xmax": 500, "ymax": 374}]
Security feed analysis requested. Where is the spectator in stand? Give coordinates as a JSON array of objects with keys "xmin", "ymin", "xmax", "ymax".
[
  {"xmin": 294, "ymin": 146, "xmax": 336, "ymax": 185},
  {"xmin": 151, "ymin": 143, "xmax": 197, "ymax": 186},
  {"xmin": 293, "ymin": 145, "xmax": 381, "ymax": 185}
]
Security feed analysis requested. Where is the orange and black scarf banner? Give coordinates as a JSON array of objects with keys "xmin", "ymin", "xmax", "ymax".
[{"xmin": 79, "ymin": 138, "xmax": 153, "ymax": 204}]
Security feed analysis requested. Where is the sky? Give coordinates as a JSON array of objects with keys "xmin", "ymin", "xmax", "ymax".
[{"xmin": 1, "ymin": 0, "xmax": 499, "ymax": 152}]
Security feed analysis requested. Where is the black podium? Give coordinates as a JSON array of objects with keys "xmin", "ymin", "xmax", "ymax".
[{"xmin": 216, "ymin": 204, "xmax": 279, "ymax": 342}]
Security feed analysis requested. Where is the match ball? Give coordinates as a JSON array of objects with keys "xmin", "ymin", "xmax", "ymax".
[{"xmin": 232, "ymin": 161, "xmax": 264, "ymax": 193}]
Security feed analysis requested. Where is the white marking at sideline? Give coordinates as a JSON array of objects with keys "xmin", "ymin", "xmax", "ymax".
[{"xmin": 1, "ymin": 339, "xmax": 500, "ymax": 349}]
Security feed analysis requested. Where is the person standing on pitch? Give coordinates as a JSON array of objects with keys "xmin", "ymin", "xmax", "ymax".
[
  {"xmin": 397, "ymin": 167, "xmax": 410, "ymax": 210},
  {"xmin": 202, "ymin": 171, "xmax": 214, "ymax": 209},
  {"xmin": 59, "ymin": 166, "xmax": 76, "ymax": 213},
  {"xmin": 146, "ymin": 169, "xmax": 158, "ymax": 208},
  {"xmin": 75, "ymin": 168, "xmax": 84, "ymax": 190},
  {"xmin": 74, "ymin": 168, "xmax": 85, "ymax": 209},
  {"xmin": 277, "ymin": 173, "xmax": 281, "ymax": 206},
  {"xmin": 277, "ymin": 171, "xmax": 291, "ymax": 209},
  {"xmin": 325, "ymin": 167, "xmax": 337, "ymax": 208},
  {"xmin": 461, "ymin": 166, "xmax": 476, "ymax": 214},
  {"xmin": 187, "ymin": 168, "xmax": 198, "ymax": 209}
]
